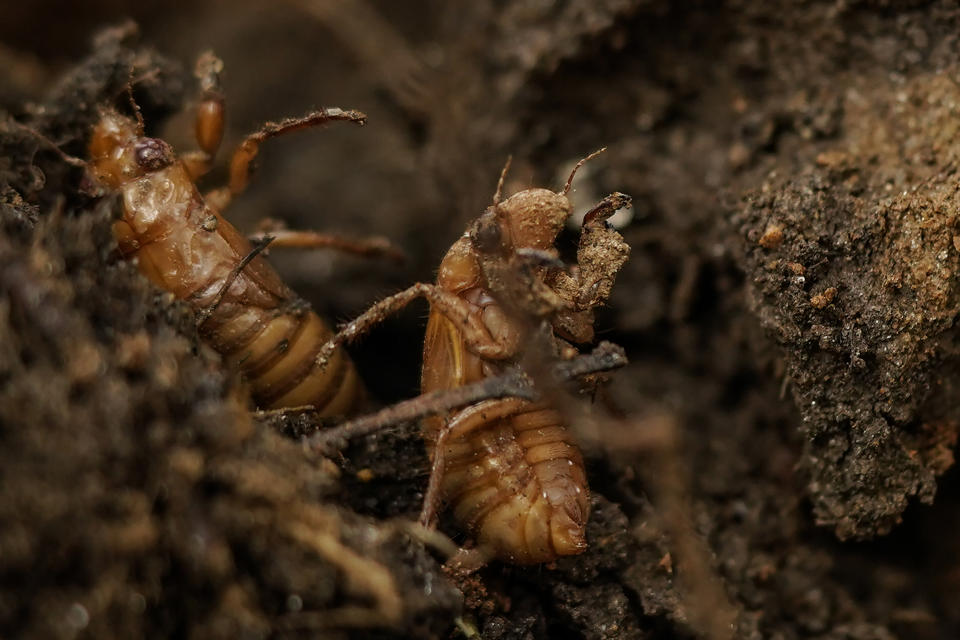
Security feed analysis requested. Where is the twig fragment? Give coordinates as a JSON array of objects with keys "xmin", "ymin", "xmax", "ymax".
[{"xmin": 307, "ymin": 341, "xmax": 626, "ymax": 455}]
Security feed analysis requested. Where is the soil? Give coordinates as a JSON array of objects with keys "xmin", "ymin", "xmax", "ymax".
[{"xmin": 3, "ymin": 1, "xmax": 960, "ymax": 639}]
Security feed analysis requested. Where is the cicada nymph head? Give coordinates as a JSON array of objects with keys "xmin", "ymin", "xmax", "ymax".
[
  {"xmin": 473, "ymin": 147, "xmax": 608, "ymax": 256},
  {"xmin": 488, "ymin": 188, "xmax": 573, "ymax": 252},
  {"xmin": 88, "ymin": 109, "xmax": 174, "ymax": 189}
]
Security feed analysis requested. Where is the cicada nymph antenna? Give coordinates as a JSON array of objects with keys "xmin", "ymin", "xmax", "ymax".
[
  {"xmin": 492, "ymin": 154, "xmax": 513, "ymax": 205},
  {"xmin": 125, "ymin": 69, "xmax": 146, "ymax": 135},
  {"xmin": 561, "ymin": 147, "xmax": 606, "ymax": 196}
]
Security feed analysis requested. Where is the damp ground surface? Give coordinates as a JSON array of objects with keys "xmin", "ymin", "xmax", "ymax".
[{"xmin": 3, "ymin": 2, "xmax": 960, "ymax": 639}]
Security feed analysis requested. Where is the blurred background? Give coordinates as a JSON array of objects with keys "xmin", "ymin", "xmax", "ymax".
[{"xmin": 6, "ymin": 2, "xmax": 960, "ymax": 638}]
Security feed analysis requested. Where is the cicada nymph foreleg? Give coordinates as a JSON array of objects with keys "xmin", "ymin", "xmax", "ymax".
[
  {"xmin": 180, "ymin": 50, "xmax": 226, "ymax": 184},
  {"xmin": 548, "ymin": 192, "xmax": 632, "ymax": 344},
  {"xmin": 315, "ymin": 282, "xmax": 519, "ymax": 369},
  {"xmin": 184, "ymin": 91, "xmax": 400, "ymax": 262}
]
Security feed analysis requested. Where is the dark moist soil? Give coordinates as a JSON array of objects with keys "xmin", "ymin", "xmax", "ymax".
[{"xmin": 4, "ymin": 2, "xmax": 960, "ymax": 639}]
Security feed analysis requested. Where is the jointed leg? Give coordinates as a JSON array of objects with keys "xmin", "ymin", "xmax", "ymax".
[
  {"xmin": 574, "ymin": 192, "xmax": 632, "ymax": 309},
  {"xmin": 581, "ymin": 191, "xmax": 631, "ymax": 229},
  {"xmin": 182, "ymin": 50, "xmax": 366, "ymax": 208},
  {"xmin": 227, "ymin": 108, "xmax": 367, "ymax": 198},
  {"xmin": 182, "ymin": 51, "xmax": 226, "ymax": 182},
  {"xmin": 419, "ymin": 398, "xmax": 529, "ymax": 528},
  {"xmin": 315, "ymin": 283, "xmax": 513, "ymax": 369},
  {"xmin": 249, "ymin": 219, "xmax": 406, "ymax": 263}
]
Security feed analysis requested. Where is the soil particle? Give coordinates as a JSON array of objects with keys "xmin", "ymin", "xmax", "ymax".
[
  {"xmin": 7, "ymin": 1, "xmax": 960, "ymax": 638},
  {"xmin": 732, "ymin": 65, "xmax": 960, "ymax": 540},
  {"xmin": 0, "ymin": 35, "xmax": 459, "ymax": 640}
]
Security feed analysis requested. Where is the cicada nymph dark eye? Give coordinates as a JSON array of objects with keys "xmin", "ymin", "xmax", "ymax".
[
  {"xmin": 469, "ymin": 210, "xmax": 504, "ymax": 253},
  {"xmin": 133, "ymin": 138, "xmax": 174, "ymax": 171}
]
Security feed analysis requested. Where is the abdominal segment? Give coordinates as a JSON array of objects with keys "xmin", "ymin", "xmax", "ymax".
[
  {"xmin": 118, "ymin": 170, "xmax": 361, "ymax": 417},
  {"xmin": 436, "ymin": 404, "xmax": 590, "ymax": 564},
  {"xmin": 205, "ymin": 302, "xmax": 362, "ymax": 417}
]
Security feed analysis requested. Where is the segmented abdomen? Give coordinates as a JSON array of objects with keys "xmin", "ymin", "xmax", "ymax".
[
  {"xmin": 198, "ymin": 289, "xmax": 361, "ymax": 416},
  {"xmin": 422, "ymin": 309, "xmax": 590, "ymax": 564},
  {"xmin": 115, "ymin": 164, "xmax": 362, "ymax": 417}
]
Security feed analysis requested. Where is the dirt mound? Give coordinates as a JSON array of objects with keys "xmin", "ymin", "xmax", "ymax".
[{"xmin": 4, "ymin": 3, "xmax": 960, "ymax": 638}]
